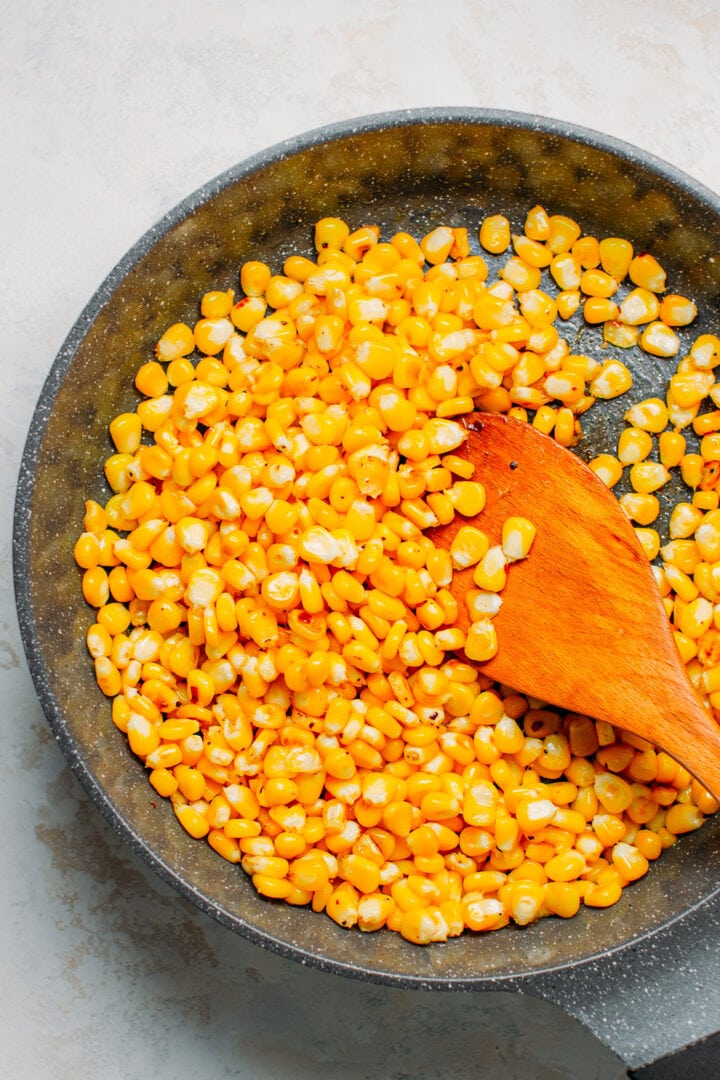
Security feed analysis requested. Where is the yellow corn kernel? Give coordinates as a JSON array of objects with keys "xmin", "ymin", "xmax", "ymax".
[
  {"xmin": 589, "ymin": 455, "xmax": 623, "ymax": 488},
  {"xmin": 550, "ymin": 253, "xmax": 581, "ymax": 291},
  {"xmin": 479, "ymin": 214, "xmax": 511, "ymax": 254},
  {"xmin": 603, "ymin": 320, "xmax": 639, "ymax": 349},
  {"xmin": 583, "ymin": 296, "xmax": 619, "ymax": 324},
  {"xmin": 670, "ymin": 370, "xmax": 714, "ymax": 409},
  {"xmin": 450, "ymin": 526, "xmax": 489, "ymax": 569},
  {"xmin": 580, "ymin": 268, "xmax": 618, "ymax": 298},
  {"xmin": 657, "ymin": 430, "xmax": 686, "ymax": 468},
  {"xmin": 589, "ymin": 359, "xmax": 632, "ymax": 399},
  {"xmin": 501, "ymin": 517, "xmax": 536, "ymax": 561},
  {"xmin": 553, "ymin": 407, "xmax": 577, "ymax": 448},
  {"xmin": 665, "ymin": 804, "xmax": 706, "ymax": 834},
  {"xmin": 611, "ymin": 842, "xmax": 650, "ymax": 883},
  {"xmin": 521, "ymin": 205, "xmax": 549, "ymax": 241},
  {"xmin": 634, "ymin": 528, "xmax": 660, "ymax": 560},
  {"xmin": 675, "ymin": 596, "xmax": 714, "ymax": 639},
  {"xmin": 629, "ymin": 461, "xmax": 670, "ymax": 494},
  {"xmin": 629, "ymin": 253, "xmax": 666, "ymax": 292},
  {"xmin": 624, "ymin": 397, "xmax": 668, "ymax": 433},
  {"xmin": 513, "ymin": 234, "xmax": 552, "ymax": 268},
  {"xmin": 174, "ymin": 803, "xmax": 210, "ymax": 839},
  {"xmin": 546, "ymin": 215, "xmax": 582, "ymax": 254},
  {"xmin": 583, "ymin": 878, "xmax": 623, "ymax": 909},
  {"xmin": 594, "ymin": 773, "xmax": 633, "ymax": 814},
  {"xmin": 598, "ymin": 237, "xmax": 633, "ymax": 280},
  {"xmin": 472, "ymin": 545, "xmax": 507, "ymax": 593},
  {"xmin": 464, "ymin": 620, "xmax": 498, "ymax": 662},
  {"xmin": 640, "ymin": 321, "xmax": 680, "ymax": 358},
  {"xmin": 544, "ymin": 849, "xmax": 586, "ymax": 883},
  {"xmin": 556, "ymin": 290, "xmax": 581, "ymax": 320}
]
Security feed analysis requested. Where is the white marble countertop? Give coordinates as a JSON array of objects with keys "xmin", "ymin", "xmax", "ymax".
[{"xmin": 5, "ymin": 2, "xmax": 720, "ymax": 1077}]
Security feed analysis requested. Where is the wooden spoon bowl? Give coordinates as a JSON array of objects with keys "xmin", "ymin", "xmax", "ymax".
[{"xmin": 434, "ymin": 412, "xmax": 720, "ymax": 798}]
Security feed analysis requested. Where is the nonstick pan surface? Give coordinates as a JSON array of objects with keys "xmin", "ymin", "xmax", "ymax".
[{"xmin": 14, "ymin": 108, "xmax": 720, "ymax": 989}]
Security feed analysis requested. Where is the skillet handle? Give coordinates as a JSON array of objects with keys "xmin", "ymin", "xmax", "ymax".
[{"xmin": 514, "ymin": 888, "xmax": 720, "ymax": 1074}]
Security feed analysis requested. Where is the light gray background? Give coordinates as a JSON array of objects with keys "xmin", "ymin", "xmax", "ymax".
[{"xmin": 5, "ymin": 2, "xmax": 720, "ymax": 1077}]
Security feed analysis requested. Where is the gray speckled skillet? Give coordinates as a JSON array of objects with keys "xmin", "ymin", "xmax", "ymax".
[{"xmin": 13, "ymin": 108, "xmax": 720, "ymax": 1070}]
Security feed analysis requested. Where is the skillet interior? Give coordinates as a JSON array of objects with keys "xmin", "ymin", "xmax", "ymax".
[{"xmin": 15, "ymin": 109, "xmax": 720, "ymax": 987}]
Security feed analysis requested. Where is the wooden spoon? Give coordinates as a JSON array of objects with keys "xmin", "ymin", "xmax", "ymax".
[{"xmin": 435, "ymin": 411, "xmax": 720, "ymax": 799}]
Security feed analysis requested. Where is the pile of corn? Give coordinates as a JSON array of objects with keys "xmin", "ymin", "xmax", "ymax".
[{"xmin": 75, "ymin": 209, "xmax": 719, "ymax": 944}]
